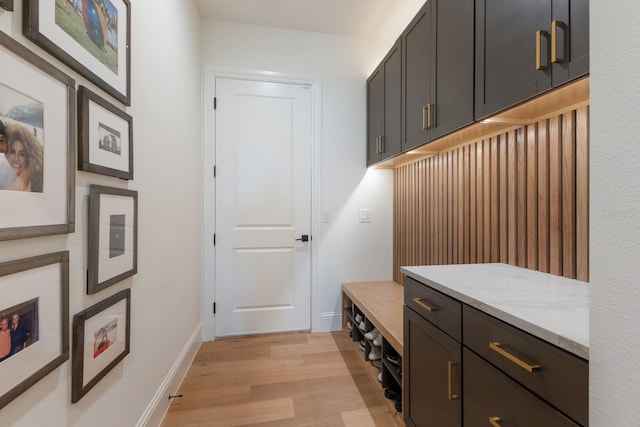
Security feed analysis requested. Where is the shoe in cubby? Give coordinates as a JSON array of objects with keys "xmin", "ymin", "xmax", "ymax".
[
  {"xmin": 368, "ymin": 346, "xmax": 381, "ymax": 361},
  {"xmin": 364, "ymin": 328, "xmax": 379, "ymax": 340}
]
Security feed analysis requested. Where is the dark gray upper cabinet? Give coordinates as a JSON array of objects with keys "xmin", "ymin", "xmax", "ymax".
[
  {"xmin": 402, "ymin": 0, "xmax": 474, "ymax": 152},
  {"xmin": 551, "ymin": 0, "xmax": 589, "ymax": 87},
  {"xmin": 475, "ymin": 0, "xmax": 589, "ymax": 120},
  {"xmin": 366, "ymin": 66, "xmax": 383, "ymax": 166},
  {"xmin": 367, "ymin": 39, "xmax": 402, "ymax": 166}
]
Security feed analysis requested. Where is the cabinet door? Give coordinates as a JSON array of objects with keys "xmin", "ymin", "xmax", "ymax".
[
  {"xmin": 402, "ymin": 2, "xmax": 431, "ymax": 152},
  {"xmin": 366, "ymin": 65, "xmax": 383, "ymax": 166},
  {"xmin": 463, "ymin": 348, "xmax": 580, "ymax": 427},
  {"xmin": 383, "ymin": 40, "xmax": 402, "ymax": 159},
  {"xmin": 431, "ymin": 0, "xmax": 474, "ymax": 140},
  {"xmin": 551, "ymin": 0, "xmax": 589, "ymax": 87},
  {"xmin": 475, "ymin": 0, "xmax": 552, "ymax": 119},
  {"xmin": 404, "ymin": 307, "xmax": 461, "ymax": 427}
]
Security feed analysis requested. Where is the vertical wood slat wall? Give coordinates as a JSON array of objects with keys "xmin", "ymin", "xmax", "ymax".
[{"xmin": 393, "ymin": 106, "xmax": 589, "ymax": 283}]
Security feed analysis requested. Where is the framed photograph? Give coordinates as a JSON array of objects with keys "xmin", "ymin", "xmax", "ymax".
[
  {"xmin": 0, "ymin": 31, "xmax": 75, "ymax": 241},
  {"xmin": 78, "ymin": 86, "xmax": 133, "ymax": 179},
  {"xmin": 0, "ymin": 0, "xmax": 13, "ymax": 12},
  {"xmin": 24, "ymin": 0, "xmax": 131, "ymax": 105},
  {"xmin": 72, "ymin": 288, "xmax": 130, "ymax": 402},
  {"xmin": 0, "ymin": 252, "xmax": 69, "ymax": 409},
  {"xmin": 88, "ymin": 185, "xmax": 137, "ymax": 294}
]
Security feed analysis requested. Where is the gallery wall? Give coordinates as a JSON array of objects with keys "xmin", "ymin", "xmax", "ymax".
[{"xmin": 0, "ymin": 1, "xmax": 203, "ymax": 426}]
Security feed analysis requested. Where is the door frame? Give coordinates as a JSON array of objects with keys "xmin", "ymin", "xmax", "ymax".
[{"xmin": 202, "ymin": 67, "xmax": 322, "ymax": 341}]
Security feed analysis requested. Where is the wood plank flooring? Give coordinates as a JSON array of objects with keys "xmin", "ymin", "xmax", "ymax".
[{"xmin": 161, "ymin": 331, "xmax": 404, "ymax": 427}]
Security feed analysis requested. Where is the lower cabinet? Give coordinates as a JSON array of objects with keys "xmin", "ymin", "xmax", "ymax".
[
  {"xmin": 404, "ymin": 306, "xmax": 461, "ymax": 427},
  {"xmin": 464, "ymin": 348, "xmax": 580, "ymax": 427},
  {"xmin": 403, "ymin": 275, "xmax": 588, "ymax": 426}
]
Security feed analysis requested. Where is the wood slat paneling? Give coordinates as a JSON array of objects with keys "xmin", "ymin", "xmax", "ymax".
[{"xmin": 393, "ymin": 107, "xmax": 589, "ymax": 283}]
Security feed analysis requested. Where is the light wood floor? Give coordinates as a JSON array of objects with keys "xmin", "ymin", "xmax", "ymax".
[{"xmin": 161, "ymin": 331, "xmax": 404, "ymax": 427}]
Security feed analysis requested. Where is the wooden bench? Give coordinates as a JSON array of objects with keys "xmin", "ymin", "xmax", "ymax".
[{"xmin": 341, "ymin": 281, "xmax": 403, "ymax": 355}]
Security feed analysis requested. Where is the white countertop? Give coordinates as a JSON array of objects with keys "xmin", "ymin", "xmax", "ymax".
[{"xmin": 400, "ymin": 263, "xmax": 589, "ymax": 360}]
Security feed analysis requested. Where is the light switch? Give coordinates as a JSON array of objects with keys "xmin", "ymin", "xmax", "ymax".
[
  {"xmin": 359, "ymin": 209, "xmax": 372, "ymax": 223},
  {"xmin": 322, "ymin": 210, "xmax": 331, "ymax": 223}
]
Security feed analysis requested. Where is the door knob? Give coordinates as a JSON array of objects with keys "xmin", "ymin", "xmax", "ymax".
[{"xmin": 295, "ymin": 235, "xmax": 310, "ymax": 242}]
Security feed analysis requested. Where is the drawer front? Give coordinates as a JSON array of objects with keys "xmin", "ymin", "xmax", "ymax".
[
  {"xmin": 463, "ymin": 348, "xmax": 580, "ymax": 427},
  {"xmin": 404, "ymin": 275, "xmax": 462, "ymax": 341},
  {"xmin": 463, "ymin": 305, "xmax": 588, "ymax": 426}
]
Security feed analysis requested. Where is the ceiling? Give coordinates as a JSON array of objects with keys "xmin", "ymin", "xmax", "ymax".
[{"xmin": 194, "ymin": 0, "xmax": 395, "ymax": 39}]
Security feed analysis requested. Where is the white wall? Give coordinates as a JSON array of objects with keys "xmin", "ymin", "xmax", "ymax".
[
  {"xmin": 0, "ymin": 1, "xmax": 202, "ymax": 425},
  {"xmin": 590, "ymin": 0, "xmax": 640, "ymax": 424}
]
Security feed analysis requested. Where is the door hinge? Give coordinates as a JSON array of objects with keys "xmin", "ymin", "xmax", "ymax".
[
  {"xmin": 213, "ymin": 234, "xmax": 216, "ymax": 246},
  {"xmin": 213, "ymin": 302, "xmax": 216, "ymax": 314},
  {"xmin": 213, "ymin": 97, "xmax": 217, "ymax": 109}
]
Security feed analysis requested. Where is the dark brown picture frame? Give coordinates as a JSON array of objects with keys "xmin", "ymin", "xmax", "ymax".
[
  {"xmin": 0, "ymin": 30, "xmax": 76, "ymax": 242},
  {"xmin": 78, "ymin": 86, "xmax": 133, "ymax": 179},
  {"xmin": 88, "ymin": 185, "xmax": 138, "ymax": 294},
  {"xmin": 0, "ymin": 252, "xmax": 70, "ymax": 410},
  {"xmin": 72, "ymin": 288, "xmax": 130, "ymax": 403},
  {"xmin": 0, "ymin": 0, "xmax": 13, "ymax": 11},
  {"xmin": 24, "ymin": 0, "xmax": 131, "ymax": 105}
]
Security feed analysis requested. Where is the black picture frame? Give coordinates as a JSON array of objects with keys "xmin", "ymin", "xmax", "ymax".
[
  {"xmin": 88, "ymin": 185, "xmax": 138, "ymax": 294},
  {"xmin": 0, "ymin": 252, "xmax": 69, "ymax": 409},
  {"xmin": 72, "ymin": 288, "xmax": 131, "ymax": 403},
  {"xmin": 0, "ymin": 0, "xmax": 14, "ymax": 12},
  {"xmin": 24, "ymin": 0, "xmax": 131, "ymax": 105},
  {"xmin": 78, "ymin": 86, "xmax": 133, "ymax": 179},
  {"xmin": 0, "ymin": 30, "xmax": 76, "ymax": 241}
]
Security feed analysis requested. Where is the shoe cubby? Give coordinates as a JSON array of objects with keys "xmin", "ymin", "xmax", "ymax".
[
  {"xmin": 381, "ymin": 337, "xmax": 402, "ymax": 392},
  {"xmin": 341, "ymin": 282, "xmax": 404, "ymax": 417}
]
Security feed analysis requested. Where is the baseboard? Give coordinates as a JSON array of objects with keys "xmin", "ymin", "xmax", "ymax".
[
  {"xmin": 315, "ymin": 311, "xmax": 341, "ymax": 332},
  {"xmin": 136, "ymin": 322, "xmax": 202, "ymax": 427}
]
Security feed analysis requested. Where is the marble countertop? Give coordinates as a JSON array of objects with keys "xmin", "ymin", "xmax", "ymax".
[{"xmin": 400, "ymin": 263, "xmax": 589, "ymax": 360}]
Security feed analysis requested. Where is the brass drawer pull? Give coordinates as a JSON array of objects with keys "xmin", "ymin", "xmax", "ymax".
[
  {"xmin": 447, "ymin": 361, "xmax": 460, "ymax": 400},
  {"xmin": 489, "ymin": 342, "xmax": 541, "ymax": 373},
  {"xmin": 489, "ymin": 416, "xmax": 501, "ymax": 427},
  {"xmin": 413, "ymin": 297, "xmax": 438, "ymax": 312}
]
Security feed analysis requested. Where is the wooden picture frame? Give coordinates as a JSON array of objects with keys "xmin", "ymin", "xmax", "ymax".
[
  {"xmin": 78, "ymin": 86, "xmax": 133, "ymax": 179},
  {"xmin": 88, "ymin": 185, "xmax": 138, "ymax": 294},
  {"xmin": 72, "ymin": 288, "xmax": 130, "ymax": 402},
  {"xmin": 0, "ymin": 0, "xmax": 14, "ymax": 12},
  {"xmin": 24, "ymin": 0, "xmax": 131, "ymax": 105},
  {"xmin": 0, "ymin": 31, "xmax": 75, "ymax": 241},
  {"xmin": 0, "ymin": 252, "xmax": 69, "ymax": 409}
]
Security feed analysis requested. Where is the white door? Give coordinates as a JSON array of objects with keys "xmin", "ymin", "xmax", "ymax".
[{"xmin": 214, "ymin": 77, "xmax": 312, "ymax": 337}]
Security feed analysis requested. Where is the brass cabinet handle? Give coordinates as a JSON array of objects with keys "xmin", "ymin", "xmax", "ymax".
[
  {"xmin": 447, "ymin": 361, "xmax": 460, "ymax": 400},
  {"xmin": 422, "ymin": 106, "xmax": 428, "ymax": 130},
  {"xmin": 379, "ymin": 135, "xmax": 384, "ymax": 153},
  {"xmin": 375, "ymin": 136, "xmax": 383, "ymax": 154},
  {"xmin": 551, "ymin": 20, "xmax": 566, "ymax": 63},
  {"xmin": 413, "ymin": 297, "xmax": 438, "ymax": 312},
  {"xmin": 427, "ymin": 103, "xmax": 434, "ymax": 129},
  {"xmin": 535, "ymin": 30, "xmax": 549, "ymax": 70},
  {"xmin": 489, "ymin": 416, "xmax": 502, "ymax": 427},
  {"xmin": 489, "ymin": 342, "xmax": 541, "ymax": 373}
]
